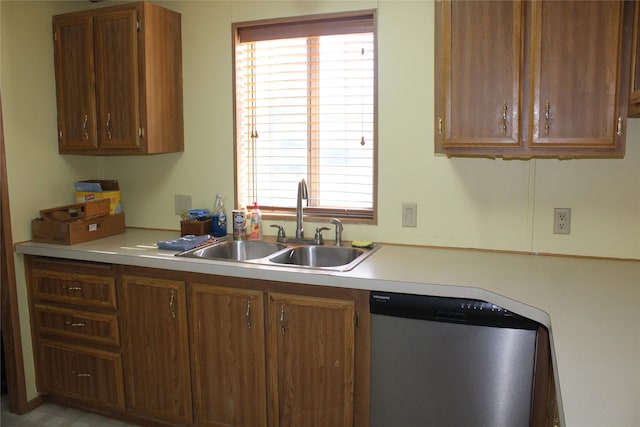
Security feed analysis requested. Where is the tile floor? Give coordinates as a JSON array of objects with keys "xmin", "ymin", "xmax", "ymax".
[{"xmin": 1, "ymin": 394, "xmax": 139, "ymax": 427}]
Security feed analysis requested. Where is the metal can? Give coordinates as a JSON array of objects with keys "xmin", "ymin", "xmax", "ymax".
[{"xmin": 232, "ymin": 209, "xmax": 246, "ymax": 240}]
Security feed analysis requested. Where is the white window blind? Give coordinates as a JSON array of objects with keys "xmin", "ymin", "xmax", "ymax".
[{"xmin": 234, "ymin": 12, "xmax": 376, "ymax": 221}]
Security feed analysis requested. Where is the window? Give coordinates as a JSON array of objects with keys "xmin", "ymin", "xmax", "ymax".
[{"xmin": 233, "ymin": 12, "xmax": 377, "ymax": 222}]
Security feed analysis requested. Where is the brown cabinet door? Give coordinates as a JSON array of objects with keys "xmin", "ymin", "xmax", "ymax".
[
  {"xmin": 190, "ymin": 284, "xmax": 267, "ymax": 427},
  {"xmin": 53, "ymin": 14, "xmax": 98, "ymax": 151},
  {"xmin": 94, "ymin": 8, "xmax": 140, "ymax": 149},
  {"xmin": 630, "ymin": 0, "xmax": 640, "ymax": 117},
  {"xmin": 120, "ymin": 275, "xmax": 192, "ymax": 424},
  {"xmin": 267, "ymin": 292, "xmax": 355, "ymax": 427},
  {"xmin": 529, "ymin": 1, "xmax": 625, "ymax": 152},
  {"xmin": 436, "ymin": 1, "xmax": 522, "ymax": 151}
]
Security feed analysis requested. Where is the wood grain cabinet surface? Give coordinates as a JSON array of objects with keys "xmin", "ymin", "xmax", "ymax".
[
  {"xmin": 38, "ymin": 340, "xmax": 125, "ymax": 409},
  {"xmin": 435, "ymin": 0, "xmax": 635, "ymax": 158},
  {"xmin": 120, "ymin": 274, "xmax": 193, "ymax": 425},
  {"xmin": 25, "ymin": 257, "xmax": 370, "ymax": 427},
  {"xmin": 26, "ymin": 257, "xmax": 125, "ymax": 410},
  {"xmin": 52, "ymin": 1, "xmax": 183, "ymax": 155},
  {"xmin": 267, "ymin": 292, "xmax": 356, "ymax": 427},
  {"xmin": 189, "ymin": 283, "xmax": 268, "ymax": 427},
  {"xmin": 630, "ymin": 0, "xmax": 640, "ymax": 117},
  {"xmin": 189, "ymin": 277, "xmax": 370, "ymax": 427}
]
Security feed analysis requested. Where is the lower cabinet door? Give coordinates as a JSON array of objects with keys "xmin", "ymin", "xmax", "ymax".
[
  {"xmin": 38, "ymin": 340, "xmax": 125, "ymax": 409},
  {"xmin": 267, "ymin": 292, "xmax": 356, "ymax": 427},
  {"xmin": 120, "ymin": 275, "xmax": 193, "ymax": 424},
  {"xmin": 190, "ymin": 283, "xmax": 267, "ymax": 427}
]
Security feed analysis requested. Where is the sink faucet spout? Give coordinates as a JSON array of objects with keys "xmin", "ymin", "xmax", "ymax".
[
  {"xmin": 296, "ymin": 179, "xmax": 308, "ymax": 239},
  {"xmin": 330, "ymin": 218, "xmax": 343, "ymax": 246}
]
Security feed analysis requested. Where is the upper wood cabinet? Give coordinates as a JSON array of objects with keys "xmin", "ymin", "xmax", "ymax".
[
  {"xmin": 52, "ymin": 2, "xmax": 183, "ymax": 155},
  {"xmin": 435, "ymin": 0, "xmax": 634, "ymax": 158},
  {"xmin": 630, "ymin": 0, "xmax": 640, "ymax": 117}
]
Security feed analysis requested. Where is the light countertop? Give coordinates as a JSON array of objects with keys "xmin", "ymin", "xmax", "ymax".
[{"xmin": 15, "ymin": 228, "xmax": 640, "ymax": 427}]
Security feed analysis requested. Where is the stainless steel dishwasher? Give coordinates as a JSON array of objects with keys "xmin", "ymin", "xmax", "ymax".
[{"xmin": 370, "ymin": 291, "xmax": 542, "ymax": 427}]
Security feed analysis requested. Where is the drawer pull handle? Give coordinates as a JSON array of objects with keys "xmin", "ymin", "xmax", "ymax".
[
  {"xmin": 65, "ymin": 320, "xmax": 86, "ymax": 328},
  {"xmin": 61, "ymin": 286, "xmax": 83, "ymax": 291},
  {"xmin": 71, "ymin": 370, "xmax": 91, "ymax": 378}
]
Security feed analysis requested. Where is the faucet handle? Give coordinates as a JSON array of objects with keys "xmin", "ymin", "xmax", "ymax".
[
  {"xmin": 314, "ymin": 226, "xmax": 330, "ymax": 245},
  {"xmin": 270, "ymin": 224, "xmax": 286, "ymax": 242}
]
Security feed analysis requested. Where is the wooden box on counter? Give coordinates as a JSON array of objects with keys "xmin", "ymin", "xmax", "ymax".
[
  {"xmin": 180, "ymin": 218, "xmax": 212, "ymax": 236},
  {"xmin": 31, "ymin": 212, "xmax": 125, "ymax": 245}
]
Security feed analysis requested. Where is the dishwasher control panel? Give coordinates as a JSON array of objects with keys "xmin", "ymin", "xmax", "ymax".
[{"xmin": 370, "ymin": 291, "xmax": 540, "ymax": 330}]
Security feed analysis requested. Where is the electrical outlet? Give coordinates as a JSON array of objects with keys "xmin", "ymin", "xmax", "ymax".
[
  {"xmin": 175, "ymin": 194, "xmax": 192, "ymax": 215},
  {"xmin": 553, "ymin": 208, "xmax": 571, "ymax": 234},
  {"xmin": 402, "ymin": 202, "xmax": 417, "ymax": 227}
]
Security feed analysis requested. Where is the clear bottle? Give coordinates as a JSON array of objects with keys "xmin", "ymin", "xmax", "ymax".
[
  {"xmin": 248, "ymin": 202, "xmax": 262, "ymax": 240},
  {"xmin": 212, "ymin": 194, "xmax": 227, "ymax": 238}
]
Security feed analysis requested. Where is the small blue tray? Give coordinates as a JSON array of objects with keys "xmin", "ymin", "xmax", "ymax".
[{"xmin": 157, "ymin": 234, "xmax": 213, "ymax": 251}]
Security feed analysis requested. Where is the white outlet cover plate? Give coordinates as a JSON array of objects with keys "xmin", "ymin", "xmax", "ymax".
[{"xmin": 402, "ymin": 202, "xmax": 417, "ymax": 227}]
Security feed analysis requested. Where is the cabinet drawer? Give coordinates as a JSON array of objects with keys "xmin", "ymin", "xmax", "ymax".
[
  {"xmin": 38, "ymin": 340, "xmax": 125, "ymax": 409},
  {"xmin": 32, "ymin": 269, "xmax": 116, "ymax": 309},
  {"xmin": 34, "ymin": 304, "xmax": 120, "ymax": 346}
]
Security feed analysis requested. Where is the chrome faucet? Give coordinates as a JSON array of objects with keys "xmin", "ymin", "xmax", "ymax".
[
  {"xmin": 296, "ymin": 179, "xmax": 308, "ymax": 239},
  {"xmin": 330, "ymin": 218, "xmax": 343, "ymax": 246}
]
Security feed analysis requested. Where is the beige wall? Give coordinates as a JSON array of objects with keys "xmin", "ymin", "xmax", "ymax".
[
  {"xmin": 104, "ymin": 0, "xmax": 640, "ymax": 259},
  {"xmin": 2, "ymin": 0, "xmax": 640, "ymax": 400}
]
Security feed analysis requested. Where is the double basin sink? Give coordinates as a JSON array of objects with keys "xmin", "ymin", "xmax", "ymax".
[{"xmin": 176, "ymin": 239, "xmax": 379, "ymax": 272}]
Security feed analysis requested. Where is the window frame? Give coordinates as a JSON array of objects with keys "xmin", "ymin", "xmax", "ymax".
[{"xmin": 232, "ymin": 10, "xmax": 378, "ymax": 225}]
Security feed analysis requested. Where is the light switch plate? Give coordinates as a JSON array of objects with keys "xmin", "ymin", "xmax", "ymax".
[
  {"xmin": 175, "ymin": 194, "xmax": 192, "ymax": 215},
  {"xmin": 402, "ymin": 202, "xmax": 417, "ymax": 227}
]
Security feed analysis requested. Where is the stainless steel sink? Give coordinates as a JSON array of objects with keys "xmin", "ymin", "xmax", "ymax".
[
  {"xmin": 176, "ymin": 239, "xmax": 288, "ymax": 261},
  {"xmin": 176, "ymin": 238, "xmax": 379, "ymax": 271},
  {"xmin": 267, "ymin": 245, "xmax": 378, "ymax": 271}
]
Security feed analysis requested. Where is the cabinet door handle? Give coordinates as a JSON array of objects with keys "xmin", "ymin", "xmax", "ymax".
[
  {"xmin": 169, "ymin": 290, "xmax": 176, "ymax": 319},
  {"xmin": 280, "ymin": 305, "xmax": 286, "ymax": 335},
  {"xmin": 245, "ymin": 300, "xmax": 252, "ymax": 329},
  {"xmin": 544, "ymin": 100, "xmax": 551, "ymax": 135},
  {"xmin": 61, "ymin": 285, "xmax": 82, "ymax": 292},
  {"xmin": 106, "ymin": 113, "xmax": 112, "ymax": 140},
  {"xmin": 437, "ymin": 117, "xmax": 443, "ymax": 135},
  {"xmin": 82, "ymin": 114, "xmax": 89, "ymax": 140},
  {"xmin": 71, "ymin": 370, "xmax": 91, "ymax": 377},
  {"xmin": 617, "ymin": 116, "xmax": 623, "ymax": 136},
  {"xmin": 502, "ymin": 102, "xmax": 508, "ymax": 135},
  {"xmin": 65, "ymin": 320, "xmax": 86, "ymax": 328}
]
